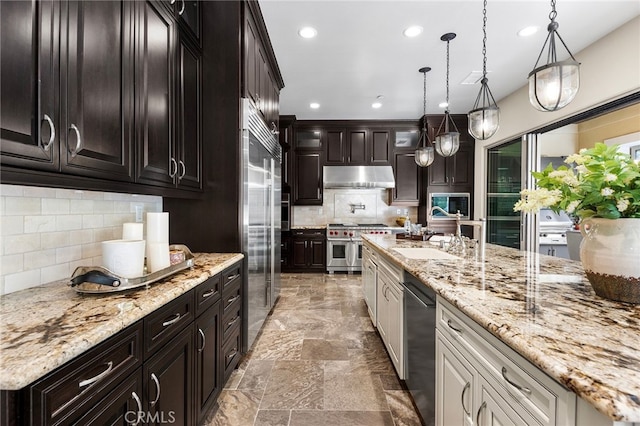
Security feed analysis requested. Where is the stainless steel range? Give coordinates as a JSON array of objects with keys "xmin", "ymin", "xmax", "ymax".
[
  {"xmin": 326, "ymin": 224, "xmax": 396, "ymax": 273},
  {"xmin": 538, "ymin": 208, "xmax": 573, "ymax": 258}
]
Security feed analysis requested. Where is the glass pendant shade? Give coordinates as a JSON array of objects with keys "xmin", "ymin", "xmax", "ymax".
[
  {"xmin": 415, "ymin": 146, "xmax": 434, "ymax": 167},
  {"xmin": 528, "ymin": 3, "xmax": 580, "ymax": 112},
  {"xmin": 435, "ymin": 130, "xmax": 460, "ymax": 157},
  {"xmin": 528, "ymin": 60, "xmax": 580, "ymax": 111}
]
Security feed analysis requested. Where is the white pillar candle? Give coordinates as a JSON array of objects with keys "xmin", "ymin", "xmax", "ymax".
[
  {"xmin": 146, "ymin": 212, "xmax": 169, "ymax": 243},
  {"xmin": 122, "ymin": 222, "xmax": 144, "ymax": 241},
  {"xmin": 147, "ymin": 242, "xmax": 171, "ymax": 273}
]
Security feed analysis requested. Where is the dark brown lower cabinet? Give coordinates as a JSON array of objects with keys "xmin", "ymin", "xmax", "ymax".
[
  {"xmin": 73, "ymin": 369, "xmax": 143, "ymax": 425},
  {"xmin": 195, "ymin": 299, "xmax": 221, "ymax": 424},
  {"xmin": 2, "ymin": 260, "xmax": 244, "ymax": 425},
  {"xmin": 143, "ymin": 325, "xmax": 194, "ymax": 426},
  {"xmin": 287, "ymin": 229, "xmax": 326, "ymax": 272}
]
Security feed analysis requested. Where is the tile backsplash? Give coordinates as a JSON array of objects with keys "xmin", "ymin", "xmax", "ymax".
[
  {"xmin": 0, "ymin": 185, "xmax": 162, "ymax": 295},
  {"xmin": 292, "ymin": 188, "xmax": 417, "ymax": 227}
]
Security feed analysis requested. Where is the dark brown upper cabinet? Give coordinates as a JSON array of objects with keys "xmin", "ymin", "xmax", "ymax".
[
  {"xmin": 426, "ymin": 114, "xmax": 474, "ymax": 192},
  {"xmin": 370, "ymin": 129, "xmax": 392, "ymax": 164},
  {"xmin": 390, "ymin": 151, "xmax": 421, "ymax": 206},
  {"xmin": 323, "ymin": 126, "xmax": 391, "ymax": 166},
  {"xmin": 293, "ymin": 151, "xmax": 323, "ymax": 205},
  {"xmin": 325, "ymin": 128, "xmax": 346, "ymax": 164},
  {"xmin": 1, "ymin": 0, "xmax": 135, "ymax": 182},
  {"xmin": 136, "ymin": 1, "xmax": 201, "ymax": 192},
  {"xmin": 157, "ymin": 0, "xmax": 200, "ymax": 43}
]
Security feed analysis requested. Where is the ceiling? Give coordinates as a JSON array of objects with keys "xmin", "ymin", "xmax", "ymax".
[{"xmin": 258, "ymin": 0, "xmax": 640, "ymax": 120}]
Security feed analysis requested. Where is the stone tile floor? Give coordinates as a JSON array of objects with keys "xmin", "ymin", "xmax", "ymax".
[{"xmin": 205, "ymin": 273, "xmax": 423, "ymax": 426}]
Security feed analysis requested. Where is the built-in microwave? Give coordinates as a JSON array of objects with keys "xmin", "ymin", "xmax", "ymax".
[
  {"xmin": 281, "ymin": 193, "xmax": 290, "ymax": 231},
  {"xmin": 429, "ymin": 193, "xmax": 470, "ymax": 220}
]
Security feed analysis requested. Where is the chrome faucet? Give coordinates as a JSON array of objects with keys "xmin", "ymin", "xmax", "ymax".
[{"xmin": 429, "ymin": 206, "xmax": 486, "ymax": 261}]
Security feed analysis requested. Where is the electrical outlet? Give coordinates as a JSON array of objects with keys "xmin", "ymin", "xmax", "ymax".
[
  {"xmin": 134, "ymin": 205, "xmax": 143, "ymax": 222},
  {"xmin": 396, "ymin": 209, "xmax": 401, "ymax": 215}
]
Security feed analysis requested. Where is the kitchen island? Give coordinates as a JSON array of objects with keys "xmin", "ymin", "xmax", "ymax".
[{"xmin": 363, "ymin": 234, "xmax": 640, "ymax": 423}]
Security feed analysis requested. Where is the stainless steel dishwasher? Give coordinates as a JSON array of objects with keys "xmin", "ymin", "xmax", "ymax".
[{"xmin": 403, "ymin": 273, "xmax": 436, "ymax": 426}]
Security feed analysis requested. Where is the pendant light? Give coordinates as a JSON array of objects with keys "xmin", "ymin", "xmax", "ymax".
[
  {"xmin": 468, "ymin": 0, "xmax": 500, "ymax": 140},
  {"xmin": 415, "ymin": 67, "xmax": 434, "ymax": 167},
  {"xmin": 435, "ymin": 33, "xmax": 459, "ymax": 158},
  {"xmin": 528, "ymin": 0, "xmax": 580, "ymax": 111}
]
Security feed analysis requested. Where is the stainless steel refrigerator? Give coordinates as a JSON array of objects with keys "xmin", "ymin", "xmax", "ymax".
[{"xmin": 241, "ymin": 98, "xmax": 281, "ymax": 351}]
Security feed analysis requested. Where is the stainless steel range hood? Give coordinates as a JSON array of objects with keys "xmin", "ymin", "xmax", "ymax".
[{"xmin": 323, "ymin": 166, "xmax": 396, "ymax": 189}]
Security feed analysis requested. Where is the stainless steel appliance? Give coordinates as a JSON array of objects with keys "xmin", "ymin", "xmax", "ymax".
[
  {"xmin": 241, "ymin": 98, "xmax": 281, "ymax": 350},
  {"xmin": 323, "ymin": 165, "xmax": 395, "ymax": 188},
  {"xmin": 429, "ymin": 192, "xmax": 470, "ymax": 220},
  {"xmin": 404, "ymin": 272, "xmax": 437, "ymax": 426},
  {"xmin": 538, "ymin": 208, "xmax": 573, "ymax": 259},
  {"xmin": 326, "ymin": 224, "xmax": 395, "ymax": 273},
  {"xmin": 281, "ymin": 193, "xmax": 290, "ymax": 231}
]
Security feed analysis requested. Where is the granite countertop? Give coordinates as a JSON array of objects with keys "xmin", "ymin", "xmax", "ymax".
[
  {"xmin": 363, "ymin": 234, "xmax": 640, "ymax": 423},
  {"xmin": 0, "ymin": 252, "xmax": 243, "ymax": 390}
]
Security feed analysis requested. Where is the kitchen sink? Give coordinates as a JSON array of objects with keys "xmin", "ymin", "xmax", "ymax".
[{"xmin": 392, "ymin": 247, "xmax": 460, "ymax": 260}]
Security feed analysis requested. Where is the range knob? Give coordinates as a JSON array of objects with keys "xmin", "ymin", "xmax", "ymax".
[
  {"xmin": 349, "ymin": 232, "xmax": 354, "ymax": 237},
  {"xmin": 343, "ymin": 231, "xmax": 348, "ymax": 236}
]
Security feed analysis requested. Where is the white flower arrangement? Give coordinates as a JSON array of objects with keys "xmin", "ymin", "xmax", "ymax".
[{"xmin": 514, "ymin": 143, "xmax": 640, "ymax": 219}]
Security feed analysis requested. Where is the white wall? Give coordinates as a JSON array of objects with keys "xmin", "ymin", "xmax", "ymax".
[
  {"xmin": 473, "ymin": 16, "xmax": 640, "ymax": 220},
  {"xmin": 0, "ymin": 185, "xmax": 162, "ymax": 295}
]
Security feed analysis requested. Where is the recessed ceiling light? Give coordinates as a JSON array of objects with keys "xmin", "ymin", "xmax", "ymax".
[
  {"xmin": 372, "ymin": 102, "xmax": 382, "ymax": 109},
  {"xmin": 438, "ymin": 102, "xmax": 448, "ymax": 109},
  {"xmin": 309, "ymin": 102, "xmax": 320, "ymax": 109},
  {"xmin": 298, "ymin": 27, "xmax": 317, "ymax": 39},
  {"xmin": 518, "ymin": 26, "xmax": 539, "ymax": 37},
  {"xmin": 403, "ymin": 26, "xmax": 423, "ymax": 38}
]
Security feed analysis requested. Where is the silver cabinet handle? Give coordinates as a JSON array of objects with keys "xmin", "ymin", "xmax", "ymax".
[
  {"xmin": 150, "ymin": 373, "xmax": 161, "ymax": 406},
  {"xmin": 169, "ymin": 0, "xmax": 176, "ymax": 4},
  {"xmin": 227, "ymin": 295, "xmax": 240, "ymax": 304},
  {"xmin": 227, "ymin": 274, "xmax": 240, "ymax": 281},
  {"xmin": 461, "ymin": 381, "xmax": 471, "ymax": 416},
  {"xmin": 131, "ymin": 391, "xmax": 143, "ymax": 426},
  {"xmin": 79, "ymin": 361, "xmax": 113, "ymax": 387},
  {"xmin": 198, "ymin": 328, "xmax": 206, "ymax": 352},
  {"xmin": 69, "ymin": 124, "xmax": 81, "ymax": 156},
  {"xmin": 447, "ymin": 319, "xmax": 463, "ymax": 333},
  {"xmin": 162, "ymin": 313, "xmax": 181, "ymax": 327},
  {"xmin": 202, "ymin": 289, "xmax": 216, "ymax": 298},
  {"xmin": 226, "ymin": 348, "xmax": 238, "ymax": 360},
  {"xmin": 41, "ymin": 114, "xmax": 55, "ymax": 151},
  {"xmin": 476, "ymin": 401, "xmax": 487, "ymax": 426},
  {"xmin": 178, "ymin": 0, "xmax": 185, "ymax": 15},
  {"xmin": 178, "ymin": 160, "xmax": 186, "ymax": 179},
  {"xmin": 169, "ymin": 157, "xmax": 178, "ymax": 178},
  {"xmin": 227, "ymin": 316, "xmax": 240, "ymax": 327},
  {"xmin": 501, "ymin": 367, "xmax": 532, "ymax": 394}
]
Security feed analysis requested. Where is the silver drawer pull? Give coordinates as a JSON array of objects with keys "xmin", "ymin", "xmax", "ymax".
[
  {"xmin": 202, "ymin": 289, "xmax": 216, "ymax": 298},
  {"xmin": 178, "ymin": 160, "xmax": 186, "ymax": 179},
  {"xmin": 226, "ymin": 348, "xmax": 238, "ymax": 360},
  {"xmin": 150, "ymin": 373, "xmax": 161, "ymax": 406},
  {"xmin": 501, "ymin": 367, "xmax": 532, "ymax": 394},
  {"xmin": 162, "ymin": 313, "xmax": 181, "ymax": 326},
  {"xmin": 227, "ymin": 295, "xmax": 240, "ymax": 304},
  {"xmin": 79, "ymin": 361, "xmax": 113, "ymax": 388},
  {"xmin": 476, "ymin": 401, "xmax": 487, "ymax": 426},
  {"xmin": 227, "ymin": 316, "xmax": 240, "ymax": 327},
  {"xmin": 227, "ymin": 273, "xmax": 240, "ymax": 281},
  {"xmin": 169, "ymin": 157, "xmax": 178, "ymax": 178},
  {"xmin": 42, "ymin": 114, "xmax": 55, "ymax": 151},
  {"xmin": 447, "ymin": 319, "xmax": 463, "ymax": 333},
  {"xmin": 178, "ymin": 0, "xmax": 185, "ymax": 15},
  {"xmin": 131, "ymin": 391, "xmax": 143, "ymax": 426},
  {"xmin": 198, "ymin": 328, "xmax": 206, "ymax": 352},
  {"xmin": 461, "ymin": 381, "xmax": 471, "ymax": 416}
]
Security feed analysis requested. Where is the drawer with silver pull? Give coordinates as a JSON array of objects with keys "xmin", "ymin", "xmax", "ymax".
[
  {"xmin": 222, "ymin": 264, "xmax": 242, "ymax": 292},
  {"xmin": 144, "ymin": 290, "xmax": 194, "ymax": 359},
  {"xmin": 222, "ymin": 280, "xmax": 241, "ymax": 318},
  {"xmin": 30, "ymin": 321, "xmax": 143, "ymax": 425},
  {"xmin": 437, "ymin": 297, "xmax": 574, "ymax": 426},
  {"xmin": 195, "ymin": 275, "xmax": 222, "ymax": 317},
  {"xmin": 222, "ymin": 326, "xmax": 242, "ymax": 382}
]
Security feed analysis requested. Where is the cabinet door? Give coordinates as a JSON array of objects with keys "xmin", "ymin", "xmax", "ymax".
[
  {"xmin": 428, "ymin": 155, "xmax": 450, "ymax": 187},
  {"xmin": 391, "ymin": 151, "xmax": 421, "ymax": 206},
  {"xmin": 347, "ymin": 129, "xmax": 367, "ymax": 164},
  {"xmin": 195, "ymin": 300, "xmax": 221, "ymax": 423},
  {"xmin": 436, "ymin": 334, "xmax": 474, "ymax": 426},
  {"xmin": 136, "ymin": 0, "xmax": 176, "ymax": 187},
  {"xmin": 62, "ymin": 0, "xmax": 134, "ymax": 181},
  {"xmin": 176, "ymin": 36, "xmax": 201, "ymax": 190},
  {"xmin": 309, "ymin": 239, "xmax": 326, "ymax": 268},
  {"xmin": 144, "ymin": 325, "xmax": 194, "ymax": 426},
  {"xmin": 325, "ymin": 129, "xmax": 346, "ymax": 164},
  {"xmin": 293, "ymin": 151, "xmax": 322, "ymax": 205},
  {"xmin": 478, "ymin": 378, "xmax": 527, "ymax": 426},
  {"xmin": 244, "ymin": 15, "xmax": 258, "ymax": 103},
  {"xmin": 387, "ymin": 283, "xmax": 403, "ymax": 378},
  {"xmin": 451, "ymin": 144, "xmax": 473, "ymax": 188},
  {"xmin": 291, "ymin": 239, "xmax": 308, "ymax": 268},
  {"xmin": 74, "ymin": 369, "xmax": 143, "ymax": 425},
  {"xmin": 370, "ymin": 130, "xmax": 391, "ymax": 165},
  {"xmin": 1, "ymin": 0, "xmax": 58, "ymax": 171},
  {"xmin": 362, "ymin": 256, "xmax": 376, "ymax": 323},
  {"xmin": 177, "ymin": 0, "xmax": 200, "ymax": 41},
  {"xmin": 376, "ymin": 275, "xmax": 388, "ymax": 341},
  {"xmin": 257, "ymin": 44, "xmax": 269, "ymax": 116}
]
